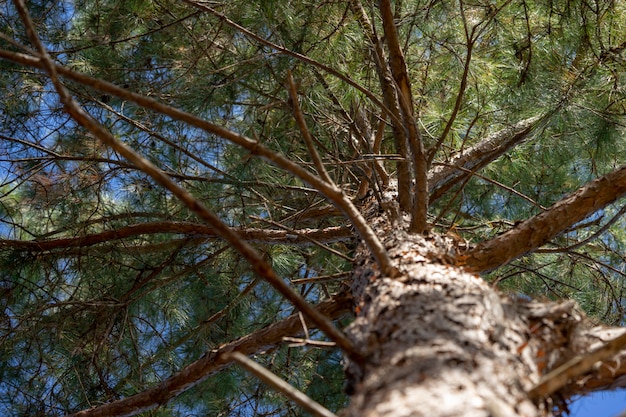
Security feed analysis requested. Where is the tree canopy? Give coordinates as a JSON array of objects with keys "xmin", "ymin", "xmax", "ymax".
[{"xmin": 0, "ymin": 0, "xmax": 625, "ymax": 416}]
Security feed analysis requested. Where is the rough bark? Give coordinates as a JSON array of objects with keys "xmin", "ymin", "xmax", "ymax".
[
  {"xmin": 343, "ymin": 208, "xmax": 626, "ymax": 417},
  {"xmin": 344, "ymin": 216, "xmax": 545, "ymax": 417}
]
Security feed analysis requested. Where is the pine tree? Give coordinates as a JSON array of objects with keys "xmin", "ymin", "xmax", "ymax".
[{"xmin": 0, "ymin": 0, "xmax": 625, "ymax": 416}]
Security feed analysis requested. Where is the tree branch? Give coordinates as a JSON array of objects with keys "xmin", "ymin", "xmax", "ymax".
[
  {"xmin": 530, "ymin": 330, "xmax": 626, "ymax": 398},
  {"xmin": 433, "ymin": 162, "xmax": 547, "ymax": 211},
  {"xmin": 0, "ymin": 222, "xmax": 353, "ymax": 251},
  {"xmin": 350, "ymin": 0, "xmax": 412, "ymax": 212},
  {"xmin": 287, "ymin": 70, "xmax": 334, "ymax": 184},
  {"xmin": 464, "ymin": 165, "xmax": 626, "ymax": 273},
  {"xmin": 12, "ymin": 0, "xmax": 359, "ymax": 358},
  {"xmin": 428, "ymin": 115, "xmax": 544, "ymax": 202},
  {"xmin": 427, "ymin": 2, "xmax": 475, "ymax": 167},
  {"xmin": 0, "ymin": 47, "xmax": 394, "ymax": 277},
  {"xmin": 378, "ymin": 0, "xmax": 429, "ymax": 233},
  {"xmin": 67, "ymin": 292, "xmax": 351, "ymax": 417}
]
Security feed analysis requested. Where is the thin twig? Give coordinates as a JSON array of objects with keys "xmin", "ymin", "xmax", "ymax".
[
  {"xmin": 432, "ymin": 162, "xmax": 548, "ymax": 211},
  {"xmin": 427, "ymin": 0, "xmax": 475, "ymax": 167},
  {"xmin": 283, "ymin": 337, "xmax": 337, "ymax": 348}
]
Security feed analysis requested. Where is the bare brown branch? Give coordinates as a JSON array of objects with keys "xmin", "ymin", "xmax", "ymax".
[
  {"xmin": 465, "ymin": 165, "xmax": 626, "ymax": 273},
  {"xmin": 0, "ymin": 222, "xmax": 353, "ymax": 251}
]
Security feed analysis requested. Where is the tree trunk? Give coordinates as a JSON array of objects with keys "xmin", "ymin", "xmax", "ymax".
[{"xmin": 342, "ymin": 212, "xmax": 606, "ymax": 417}]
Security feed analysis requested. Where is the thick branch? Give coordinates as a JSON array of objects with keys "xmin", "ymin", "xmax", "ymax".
[
  {"xmin": 68, "ymin": 293, "xmax": 351, "ymax": 417},
  {"xmin": 531, "ymin": 330, "xmax": 626, "ymax": 398},
  {"xmin": 350, "ymin": 0, "xmax": 412, "ymax": 212},
  {"xmin": 562, "ymin": 326, "xmax": 626, "ymax": 394},
  {"xmin": 465, "ymin": 165, "xmax": 626, "ymax": 273},
  {"xmin": 0, "ymin": 222, "xmax": 353, "ymax": 251},
  {"xmin": 428, "ymin": 115, "xmax": 543, "ymax": 202},
  {"xmin": 522, "ymin": 301, "xmax": 626, "ymax": 397},
  {"xmin": 378, "ymin": 0, "xmax": 413, "ymax": 117},
  {"xmin": 378, "ymin": 0, "xmax": 428, "ymax": 233}
]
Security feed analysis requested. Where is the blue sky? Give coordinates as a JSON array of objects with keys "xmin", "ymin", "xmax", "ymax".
[{"xmin": 571, "ymin": 390, "xmax": 626, "ymax": 417}]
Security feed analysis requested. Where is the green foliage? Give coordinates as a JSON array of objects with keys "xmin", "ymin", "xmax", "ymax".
[{"xmin": 0, "ymin": 0, "xmax": 625, "ymax": 415}]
